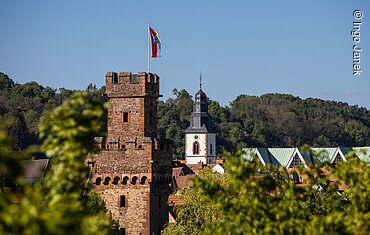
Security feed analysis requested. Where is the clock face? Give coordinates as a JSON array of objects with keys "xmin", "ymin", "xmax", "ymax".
[{"xmin": 194, "ymin": 135, "xmax": 199, "ymax": 140}]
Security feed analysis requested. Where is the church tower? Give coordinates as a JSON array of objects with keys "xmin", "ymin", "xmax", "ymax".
[
  {"xmin": 185, "ymin": 73, "xmax": 216, "ymax": 164},
  {"xmin": 90, "ymin": 72, "xmax": 172, "ymax": 235}
]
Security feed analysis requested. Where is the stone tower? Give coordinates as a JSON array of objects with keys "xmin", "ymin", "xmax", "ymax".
[
  {"xmin": 90, "ymin": 72, "xmax": 172, "ymax": 235},
  {"xmin": 185, "ymin": 79, "xmax": 216, "ymax": 164}
]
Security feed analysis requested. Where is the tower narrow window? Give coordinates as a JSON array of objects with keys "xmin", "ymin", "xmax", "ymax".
[
  {"xmin": 120, "ymin": 195, "xmax": 126, "ymax": 207},
  {"xmin": 193, "ymin": 141, "xmax": 200, "ymax": 155},
  {"xmin": 210, "ymin": 144, "xmax": 213, "ymax": 155},
  {"xmin": 122, "ymin": 112, "xmax": 129, "ymax": 123},
  {"xmin": 101, "ymin": 138, "xmax": 106, "ymax": 150},
  {"xmin": 113, "ymin": 74, "xmax": 118, "ymax": 83}
]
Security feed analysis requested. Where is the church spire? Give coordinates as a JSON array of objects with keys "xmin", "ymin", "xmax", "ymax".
[
  {"xmin": 184, "ymin": 71, "xmax": 217, "ymax": 165},
  {"xmin": 200, "ymin": 70, "xmax": 202, "ymax": 90},
  {"xmin": 185, "ymin": 72, "xmax": 215, "ymax": 133}
]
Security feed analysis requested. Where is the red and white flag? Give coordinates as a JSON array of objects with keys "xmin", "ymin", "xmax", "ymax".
[{"xmin": 149, "ymin": 26, "xmax": 161, "ymax": 58}]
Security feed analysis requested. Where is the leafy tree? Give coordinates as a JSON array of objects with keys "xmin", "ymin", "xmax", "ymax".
[
  {"xmin": 158, "ymin": 89, "xmax": 193, "ymax": 159},
  {"xmin": 1, "ymin": 71, "xmax": 369, "ymax": 157},
  {"xmin": 162, "ymin": 167, "xmax": 223, "ymax": 235},
  {"xmin": 188, "ymin": 149, "xmax": 369, "ymax": 235},
  {"xmin": 0, "ymin": 91, "xmax": 117, "ymax": 235},
  {"xmin": 344, "ymin": 120, "xmax": 369, "ymax": 146},
  {"xmin": 0, "ymin": 72, "xmax": 15, "ymax": 90},
  {"xmin": 3, "ymin": 110, "xmax": 29, "ymax": 150},
  {"xmin": 86, "ymin": 192, "xmax": 120, "ymax": 235},
  {"xmin": 40, "ymin": 86, "xmax": 57, "ymax": 103},
  {"xmin": 11, "ymin": 81, "xmax": 44, "ymax": 99}
]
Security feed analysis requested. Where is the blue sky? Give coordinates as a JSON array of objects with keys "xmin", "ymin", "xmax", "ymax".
[{"xmin": 1, "ymin": 0, "xmax": 369, "ymax": 108}]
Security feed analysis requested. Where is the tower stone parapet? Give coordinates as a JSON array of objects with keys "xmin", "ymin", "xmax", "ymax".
[{"xmin": 90, "ymin": 72, "xmax": 172, "ymax": 235}]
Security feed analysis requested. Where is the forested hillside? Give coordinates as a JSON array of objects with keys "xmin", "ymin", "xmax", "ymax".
[
  {"xmin": 158, "ymin": 89, "xmax": 369, "ymax": 158},
  {"xmin": 0, "ymin": 72, "xmax": 106, "ymax": 151},
  {"xmin": 1, "ymin": 72, "xmax": 369, "ymax": 158}
]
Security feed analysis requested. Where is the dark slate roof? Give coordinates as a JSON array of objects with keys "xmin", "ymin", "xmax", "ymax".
[
  {"xmin": 185, "ymin": 88, "xmax": 215, "ymax": 133},
  {"xmin": 20, "ymin": 159, "xmax": 49, "ymax": 179}
]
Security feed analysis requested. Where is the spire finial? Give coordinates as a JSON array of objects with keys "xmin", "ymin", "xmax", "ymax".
[{"xmin": 200, "ymin": 70, "xmax": 202, "ymax": 90}]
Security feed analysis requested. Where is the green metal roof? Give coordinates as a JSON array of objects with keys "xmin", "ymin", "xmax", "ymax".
[
  {"xmin": 255, "ymin": 147, "xmax": 268, "ymax": 164},
  {"xmin": 267, "ymin": 148, "xmax": 295, "ymax": 167},
  {"xmin": 298, "ymin": 147, "xmax": 315, "ymax": 165},
  {"xmin": 311, "ymin": 147, "xmax": 337, "ymax": 163},
  {"xmin": 256, "ymin": 147, "xmax": 279, "ymax": 166},
  {"xmin": 339, "ymin": 147, "xmax": 352, "ymax": 157},
  {"xmin": 241, "ymin": 148, "xmax": 255, "ymax": 161},
  {"xmin": 352, "ymin": 147, "xmax": 370, "ymax": 163},
  {"xmin": 242, "ymin": 146, "xmax": 369, "ymax": 166}
]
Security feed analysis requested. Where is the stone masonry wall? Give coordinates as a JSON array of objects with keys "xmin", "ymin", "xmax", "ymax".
[
  {"xmin": 91, "ymin": 72, "xmax": 172, "ymax": 235},
  {"xmin": 96, "ymin": 184, "xmax": 151, "ymax": 235}
]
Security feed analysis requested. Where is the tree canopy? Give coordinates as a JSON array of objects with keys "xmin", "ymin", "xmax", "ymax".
[
  {"xmin": 164, "ymin": 149, "xmax": 369, "ymax": 234},
  {"xmin": 0, "ymin": 91, "xmax": 117, "ymax": 235},
  {"xmin": 0, "ymin": 73, "xmax": 106, "ymax": 151},
  {"xmin": 158, "ymin": 90, "xmax": 369, "ymax": 158},
  {"xmin": 161, "ymin": 167, "xmax": 224, "ymax": 235},
  {"xmin": 1, "ymin": 72, "xmax": 369, "ymax": 157}
]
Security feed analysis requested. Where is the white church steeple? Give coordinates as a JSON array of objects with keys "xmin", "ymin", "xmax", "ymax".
[{"xmin": 185, "ymin": 72, "xmax": 216, "ymax": 164}]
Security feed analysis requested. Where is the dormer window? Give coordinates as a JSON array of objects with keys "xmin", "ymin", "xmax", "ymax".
[
  {"xmin": 289, "ymin": 154, "xmax": 301, "ymax": 168},
  {"xmin": 333, "ymin": 154, "xmax": 343, "ymax": 165}
]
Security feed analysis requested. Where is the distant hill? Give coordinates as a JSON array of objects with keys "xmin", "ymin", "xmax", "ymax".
[
  {"xmin": 158, "ymin": 90, "xmax": 369, "ymax": 159},
  {"xmin": 0, "ymin": 72, "xmax": 106, "ymax": 150},
  {"xmin": 1, "ymin": 72, "xmax": 369, "ymax": 157}
]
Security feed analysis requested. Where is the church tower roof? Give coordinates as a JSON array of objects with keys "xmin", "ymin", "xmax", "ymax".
[{"xmin": 185, "ymin": 72, "xmax": 215, "ymax": 133}]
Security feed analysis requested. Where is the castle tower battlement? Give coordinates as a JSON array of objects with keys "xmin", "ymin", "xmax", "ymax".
[
  {"xmin": 90, "ymin": 72, "xmax": 172, "ymax": 235},
  {"xmin": 105, "ymin": 72, "xmax": 159, "ymax": 98},
  {"xmin": 106, "ymin": 72, "xmax": 160, "ymax": 139}
]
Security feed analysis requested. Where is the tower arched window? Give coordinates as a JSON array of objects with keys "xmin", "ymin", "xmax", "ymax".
[{"xmin": 193, "ymin": 141, "xmax": 200, "ymax": 155}]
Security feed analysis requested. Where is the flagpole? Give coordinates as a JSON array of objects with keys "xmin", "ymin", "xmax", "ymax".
[{"xmin": 148, "ymin": 22, "xmax": 150, "ymax": 73}]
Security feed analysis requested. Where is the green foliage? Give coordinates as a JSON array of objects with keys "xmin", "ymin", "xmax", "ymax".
[
  {"xmin": 86, "ymin": 192, "xmax": 120, "ymax": 235},
  {"xmin": 0, "ymin": 73, "xmax": 107, "ymax": 151},
  {"xmin": 158, "ymin": 89, "xmax": 193, "ymax": 159},
  {"xmin": 162, "ymin": 167, "xmax": 223, "ymax": 235},
  {"xmin": 159, "ymin": 90, "xmax": 370, "ymax": 157},
  {"xmin": 187, "ymin": 149, "xmax": 369, "ymax": 235},
  {"xmin": 229, "ymin": 94, "xmax": 370, "ymax": 148},
  {"xmin": 1, "ymin": 71, "xmax": 369, "ymax": 156},
  {"xmin": 344, "ymin": 120, "xmax": 368, "ymax": 146},
  {"xmin": 87, "ymin": 192, "xmax": 108, "ymax": 215},
  {"xmin": 0, "ymin": 127, "xmax": 31, "ymax": 186},
  {"xmin": 0, "ymin": 91, "xmax": 116, "ymax": 235},
  {"xmin": 0, "ymin": 72, "xmax": 15, "ymax": 90}
]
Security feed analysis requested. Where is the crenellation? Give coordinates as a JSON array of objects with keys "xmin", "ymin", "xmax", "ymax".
[{"xmin": 91, "ymin": 72, "xmax": 171, "ymax": 234}]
